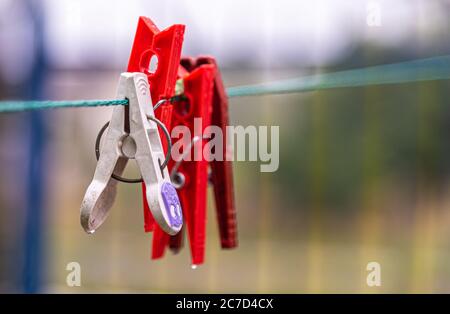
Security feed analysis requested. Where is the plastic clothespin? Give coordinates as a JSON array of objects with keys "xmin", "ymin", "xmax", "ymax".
[
  {"xmin": 125, "ymin": 16, "xmax": 185, "ymax": 234},
  {"xmin": 150, "ymin": 57, "xmax": 238, "ymax": 266},
  {"xmin": 80, "ymin": 72, "xmax": 183, "ymax": 235},
  {"xmin": 149, "ymin": 60, "xmax": 215, "ymax": 265},
  {"xmin": 123, "ymin": 17, "xmax": 237, "ymax": 264},
  {"xmin": 195, "ymin": 56, "xmax": 238, "ymax": 249}
]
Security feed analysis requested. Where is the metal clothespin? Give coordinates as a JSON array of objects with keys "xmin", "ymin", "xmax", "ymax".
[{"xmin": 80, "ymin": 72, "xmax": 183, "ymax": 236}]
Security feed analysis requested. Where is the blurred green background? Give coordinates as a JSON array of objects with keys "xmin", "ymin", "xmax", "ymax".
[{"xmin": 1, "ymin": 0, "xmax": 450, "ymax": 293}]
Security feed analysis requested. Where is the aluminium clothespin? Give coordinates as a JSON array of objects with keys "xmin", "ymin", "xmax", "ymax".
[
  {"xmin": 124, "ymin": 16, "xmax": 185, "ymax": 235},
  {"xmin": 80, "ymin": 72, "xmax": 183, "ymax": 236}
]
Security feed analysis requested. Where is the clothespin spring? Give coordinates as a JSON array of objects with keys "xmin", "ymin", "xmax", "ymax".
[
  {"xmin": 93, "ymin": 93, "xmax": 190, "ymax": 185},
  {"xmin": 94, "ymin": 109, "xmax": 172, "ymax": 184},
  {"xmin": 170, "ymin": 135, "xmax": 212, "ymax": 189},
  {"xmin": 153, "ymin": 94, "xmax": 187, "ymax": 111}
]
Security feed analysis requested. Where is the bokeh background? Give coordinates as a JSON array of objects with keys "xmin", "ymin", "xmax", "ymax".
[{"xmin": 1, "ymin": 0, "xmax": 450, "ymax": 293}]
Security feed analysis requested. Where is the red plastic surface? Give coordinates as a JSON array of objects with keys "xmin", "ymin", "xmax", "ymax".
[
  {"xmin": 196, "ymin": 57, "xmax": 238, "ymax": 249},
  {"xmin": 125, "ymin": 16, "xmax": 185, "ymax": 233},
  {"xmin": 151, "ymin": 57, "xmax": 237, "ymax": 265},
  {"xmin": 127, "ymin": 16, "xmax": 184, "ymax": 103},
  {"xmin": 152, "ymin": 62, "xmax": 215, "ymax": 264}
]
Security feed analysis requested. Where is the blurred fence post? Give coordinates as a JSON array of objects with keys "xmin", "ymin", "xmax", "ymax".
[{"xmin": 22, "ymin": 0, "xmax": 47, "ymax": 293}]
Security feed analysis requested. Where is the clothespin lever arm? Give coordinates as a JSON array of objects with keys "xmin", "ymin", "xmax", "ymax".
[{"xmin": 79, "ymin": 87, "xmax": 128, "ymax": 233}]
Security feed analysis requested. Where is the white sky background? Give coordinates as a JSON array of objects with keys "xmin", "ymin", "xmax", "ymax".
[
  {"xmin": 42, "ymin": 0, "xmax": 449, "ymax": 68},
  {"xmin": 0, "ymin": 0, "xmax": 449, "ymax": 83}
]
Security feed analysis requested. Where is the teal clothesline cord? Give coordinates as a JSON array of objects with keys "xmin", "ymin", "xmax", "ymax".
[
  {"xmin": 0, "ymin": 55, "xmax": 450, "ymax": 113},
  {"xmin": 226, "ymin": 55, "xmax": 450, "ymax": 97},
  {"xmin": 0, "ymin": 99, "xmax": 128, "ymax": 113}
]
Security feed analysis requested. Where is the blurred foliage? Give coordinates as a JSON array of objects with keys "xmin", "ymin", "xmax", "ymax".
[{"xmin": 279, "ymin": 49, "xmax": 450, "ymax": 212}]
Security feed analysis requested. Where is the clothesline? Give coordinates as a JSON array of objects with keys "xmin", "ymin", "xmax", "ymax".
[{"xmin": 0, "ymin": 55, "xmax": 449, "ymax": 113}]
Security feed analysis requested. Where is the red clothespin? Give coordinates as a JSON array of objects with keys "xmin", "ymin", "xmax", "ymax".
[
  {"xmin": 125, "ymin": 17, "xmax": 237, "ymax": 264},
  {"xmin": 151, "ymin": 59, "xmax": 215, "ymax": 265},
  {"xmin": 125, "ymin": 17, "xmax": 185, "ymax": 234},
  {"xmin": 150, "ymin": 57, "xmax": 238, "ymax": 266},
  {"xmin": 195, "ymin": 56, "xmax": 238, "ymax": 249}
]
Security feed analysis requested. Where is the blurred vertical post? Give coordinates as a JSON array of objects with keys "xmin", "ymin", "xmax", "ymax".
[
  {"xmin": 409, "ymin": 2, "xmax": 440, "ymax": 292},
  {"xmin": 306, "ymin": 90, "xmax": 326, "ymax": 292},
  {"xmin": 22, "ymin": 0, "xmax": 47, "ymax": 293}
]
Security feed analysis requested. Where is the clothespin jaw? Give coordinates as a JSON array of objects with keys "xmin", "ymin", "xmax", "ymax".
[
  {"xmin": 80, "ymin": 73, "xmax": 183, "ymax": 235},
  {"xmin": 127, "ymin": 17, "xmax": 185, "ymax": 103},
  {"xmin": 143, "ymin": 103, "xmax": 174, "ymax": 234},
  {"xmin": 148, "ymin": 105, "xmax": 175, "ymax": 258}
]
